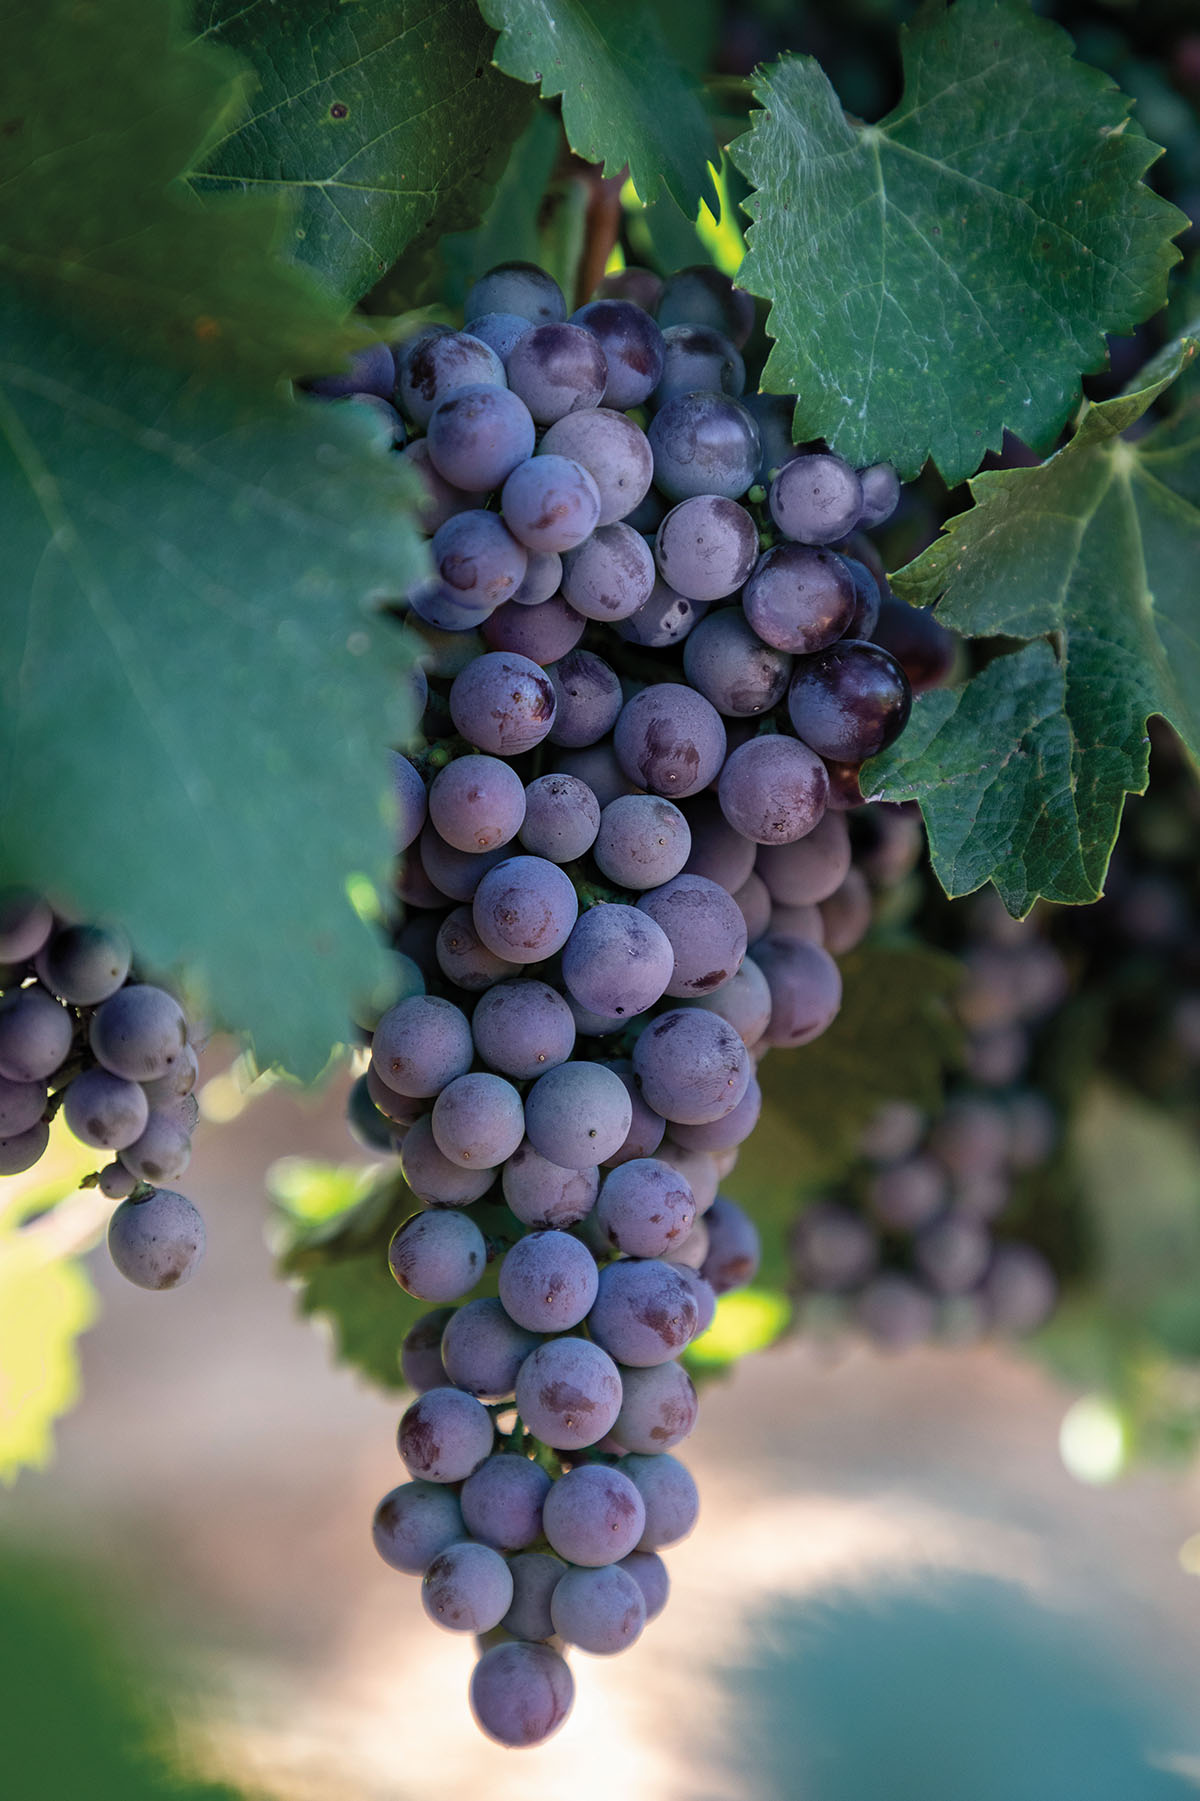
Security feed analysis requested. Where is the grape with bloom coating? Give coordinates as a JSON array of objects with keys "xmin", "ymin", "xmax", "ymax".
[
  {"xmin": 469, "ymin": 1642, "xmax": 574, "ymax": 1748},
  {"xmin": 397, "ymin": 1386, "xmax": 494, "ymax": 1483},
  {"xmin": 473, "ymin": 856, "xmax": 579, "ymax": 964},
  {"xmin": 514, "ymin": 1336, "xmax": 623, "ymax": 1449},
  {"xmin": 502, "ymin": 1140, "xmax": 599, "ymax": 1228},
  {"xmin": 523, "ymin": 1060, "xmax": 633, "ymax": 1168},
  {"xmin": 613, "ymin": 684, "xmax": 726, "ymax": 799},
  {"xmin": 387, "ymin": 1209, "xmax": 486, "ymax": 1302},
  {"xmin": 372, "ymin": 1481, "xmax": 464, "ymax": 1574},
  {"xmin": 551, "ymin": 1564, "xmax": 646, "ymax": 1655},
  {"xmin": 541, "ymin": 1463, "xmax": 646, "ymax": 1565},
  {"xmin": 107, "ymin": 1189, "xmax": 205, "ymax": 1290}
]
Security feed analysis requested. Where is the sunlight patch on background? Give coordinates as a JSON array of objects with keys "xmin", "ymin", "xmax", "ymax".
[{"xmin": 1059, "ymin": 1395, "xmax": 1128, "ymax": 1484}]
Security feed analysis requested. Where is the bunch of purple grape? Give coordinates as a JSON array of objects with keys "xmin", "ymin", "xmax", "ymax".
[
  {"xmin": 0, "ymin": 890, "xmax": 205, "ymax": 1290},
  {"xmin": 310, "ymin": 257, "xmax": 929, "ymax": 1747},
  {"xmin": 792, "ymin": 901, "xmax": 1067, "ymax": 1350}
]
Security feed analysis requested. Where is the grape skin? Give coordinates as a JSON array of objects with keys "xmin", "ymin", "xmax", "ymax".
[
  {"xmin": 561, "ymin": 904, "xmax": 674, "ymax": 1020},
  {"xmin": 551, "ymin": 1564, "xmax": 645, "ymax": 1655},
  {"xmin": 593, "ymin": 794, "xmax": 691, "ymax": 891},
  {"xmin": 396, "ymin": 1386, "xmax": 495, "ymax": 1483},
  {"xmin": 439, "ymin": 1293, "xmax": 541, "ymax": 1400},
  {"xmin": 523, "ymin": 1061, "xmax": 633, "ymax": 1168},
  {"xmin": 541, "ymin": 1463, "xmax": 646, "ymax": 1565},
  {"xmin": 107, "ymin": 1189, "xmax": 205, "ymax": 1290},
  {"xmin": 387, "ymin": 1208, "xmax": 486, "ymax": 1301},
  {"xmin": 502, "ymin": 1551, "xmax": 568, "ymax": 1642},
  {"xmin": 513, "ymin": 1337, "xmax": 623, "ymax": 1450},
  {"xmin": 422, "ymin": 1541, "xmax": 514, "ymax": 1633},
  {"xmin": 64, "ymin": 1067, "xmax": 149, "ymax": 1150},
  {"xmin": 498, "ymin": 1228, "xmax": 600, "ymax": 1332},
  {"xmin": 471, "ymin": 980, "xmax": 576, "ymax": 1079},
  {"xmin": 469, "ymin": 1641, "xmax": 574, "ymax": 1748},
  {"xmin": 372, "ymin": 1481, "xmax": 464, "ymax": 1574},
  {"xmin": 587, "ymin": 1257, "xmax": 700, "ymax": 1366},
  {"xmin": 0, "ymin": 984, "xmax": 74, "ymax": 1081}
]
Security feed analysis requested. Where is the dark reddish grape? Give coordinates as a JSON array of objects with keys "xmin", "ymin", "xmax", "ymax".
[{"xmin": 787, "ymin": 642, "xmax": 912, "ymax": 762}]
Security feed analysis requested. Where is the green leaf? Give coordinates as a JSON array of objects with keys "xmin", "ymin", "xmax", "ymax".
[
  {"xmin": 870, "ymin": 333, "xmax": 1200, "ymax": 912},
  {"xmin": 0, "ymin": 288, "xmax": 429, "ymax": 1078},
  {"xmin": 0, "ymin": 0, "xmax": 367, "ymax": 383},
  {"xmin": 478, "ymin": 0, "xmax": 717, "ymax": 216},
  {"xmin": 729, "ymin": 0, "xmax": 1188, "ymax": 483},
  {"xmin": 189, "ymin": 0, "xmax": 534, "ymax": 306},
  {"xmin": 437, "ymin": 107, "xmax": 565, "ymax": 309},
  {"xmin": 730, "ymin": 943, "xmax": 962, "ymax": 1280}
]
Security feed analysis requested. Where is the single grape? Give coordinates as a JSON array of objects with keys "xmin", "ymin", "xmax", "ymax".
[
  {"xmin": 840, "ymin": 555, "xmax": 884, "ymax": 639},
  {"xmin": 387, "ymin": 1208, "xmax": 486, "ymax": 1302},
  {"xmin": 657, "ymin": 265, "xmax": 755, "ymax": 346},
  {"xmin": 400, "ymin": 437, "xmax": 486, "ymax": 534},
  {"xmin": 914, "ymin": 1213, "xmax": 992, "ymax": 1295},
  {"xmin": 742, "ymin": 544, "xmax": 857, "ymax": 654},
  {"xmin": 791, "ymin": 1203, "xmax": 879, "ymax": 1291},
  {"xmin": 427, "ymin": 384, "xmax": 536, "ymax": 491},
  {"xmin": 396, "ymin": 1385, "xmax": 494, "ymax": 1482},
  {"xmin": 0, "ymin": 890, "xmax": 54, "ymax": 962},
  {"xmin": 431, "ymin": 508, "xmax": 528, "ymax": 612},
  {"xmin": 595, "ymin": 267, "xmax": 663, "ymax": 309},
  {"xmin": 681, "ymin": 793, "xmax": 757, "ymax": 891},
  {"xmin": 551, "ymin": 741, "xmax": 640, "ymax": 809},
  {"xmin": 787, "ymin": 641, "xmax": 912, "ymax": 762},
  {"xmin": 418, "ymin": 823, "xmax": 505, "ymax": 902},
  {"xmin": 514, "ymin": 1336, "xmax": 623, "ymax": 1449},
  {"xmin": 668, "ymin": 1073, "xmax": 761, "ymax": 1153},
  {"xmin": 471, "ymin": 980, "xmax": 576, "ymax": 1080},
  {"xmin": 821, "ymin": 866, "xmax": 873, "ymax": 954},
  {"xmin": 593, "ymin": 795, "xmax": 690, "ymax": 891},
  {"xmin": 0, "ymin": 1118, "xmax": 50, "ymax": 1175},
  {"xmin": 465, "ymin": 262, "xmax": 566, "ymax": 326},
  {"xmin": 982, "ymin": 1243, "xmax": 1057, "ymax": 1334},
  {"xmin": 428, "ymin": 756, "xmax": 526, "ymax": 854},
  {"xmin": 502, "ymin": 1139, "xmax": 599, "ymax": 1228},
  {"xmin": 632, "ymin": 1007, "xmax": 751, "ymax": 1126},
  {"xmin": 89, "ymin": 985, "xmax": 188, "ymax": 1083},
  {"xmin": 461, "ymin": 1453, "xmax": 553, "ymax": 1551},
  {"xmin": 35, "ymin": 923, "xmax": 131, "ymax": 1005},
  {"xmin": 482, "ymin": 593, "xmax": 587, "ymax": 664},
  {"xmin": 468, "ymin": 310, "xmax": 535, "ymax": 359},
  {"xmin": 547, "ymin": 650, "xmax": 623, "ymax": 749},
  {"xmin": 655, "ymin": 1142, "xmax": 719, "ymax": 1214},
  {"xmin": 0, "ymin": 984, "xmax": 74, "ymax": 1082},
  {"xmin": 717, "ymin": 735, "xmax": 829, "ymax": 846},
  {"xmin": 654, "ymin": 496, "xmax": 758, "ymax": 601},
  {"xmin": 449, "ymin": 652, "xmax": 557, "ymax": 755},
  {"xmin": 538, "ymin": 407, "xmax": 654, "ymax": 526},
  {"xmin": 551, "ymin": 1563, "xmax": 646, "ymax": 1655},
  {"xmin": 518, "ymin": 773, "xmax": 602, "ymax": 863},
  {"xmin": 613, "ymin": 684, "xmax": 726, "ymax": 799},
  {"xmin": 587, "ymin": 1258, "xmax": 699, "ymax": 1365},
  {"xmin": 469, "ymin": 1641, "xmax": 574, "ymax": 1748},
  {"xmin": 732, "ymin": 871, "xmax": 772, "ymax": 941},
  {"xmin": 502, "ymin": 1551, "xmax": 568, "ymax": 1642},
  {"xmin": 613, "ymin": 1359, "xmax": 698, "ymax": 1454},
  {"xmin": 422, "ymin": 1541, "xmax": 514, "ymax": 1633},
  {"xmin": 401, "ymin": 1307, "xmax": 453, "ymax": 1393},
  {"xmin": 855, "ymin": 1273, "xmax": 936, "ymax": 1349},
  {"xmin": 472, "ymin": 856, "xmax": 579, "ymax": 964},
  {"xmin": 599, "ymin": 1060, "xmax": 667, "ymax": 1168},
  {"xmin": 753, "ymin": 934, "xmax": 843, "ymax": 1048},
  {"xmin": 391, "ymin": 752, "xmax": 428, "ymax": 851},
  {"xmin": 756, "ymin": 810, "xmax": 851, "ymax": 904},
  {"xmin": 683, "ymin": 607, "xmax": 792, "ymax": 716},
  {"xmin": 371, "ymin": 995, "xmax": 473, "ymax": 1097},
  {"xmin": 769, "ymin": 452, "xmax": 863, "ymax": 544},
  {"xmin": 595, "ymin": 1157, "xmax": 695, "ymax": 1260},
  {"xmin": 63, "ymin": 1066, "xmax": 149, "ymax": 1150},
  {"xmin": 867, "ymin": 1155, "xmax": 948, "ymax": 1231},
  {"xmin": 430, "ymin": 1072, "xmax": 525, "ymax": 1172},
  {"xmin": 871, "ymin": 600, "xmax": 957, "ymax": 693},
  {"xmin": 107, "ymin": 1188, "xmax": 205, "ymax": 1290},
  {"xmin": 510, "ymin": 547, "xmax": 563, "ymax": 605},
  {"xmin": 305, "ymin": 340, "xmax": 396, "ymax": 401},
  {"xmin": 571, "ymin": 299, "xmax": 665, "ymax": 408},
  {"xmin": 501, "ymin": 454, "xmax": 602, "ymax": 552},
  {"xmin": 648, "ymin": 391, "xmax": 760, "ymax": 502},
  {"xmin": 619, "ymin": 1550, "xmax": 669, "ymax": 1623},
  {"xmin": 561, "ymin": 904, "xmax": 674, "ymax": 1021},
  {"xmin": 541, "ymin": 1462, "xmax": 646, "ymax": 1566},
  {"xmin": 616, "ymin": 576, "xmax": 708, "ymax": 648},
  {"xmin": 372, "ymin": 1481, "xmax": 464, "ymax": 1574},
  {"xmin": 435, "ymin": 907, "xmax": 519, "ymax": 993},
  {"xmin": 654, "ymin": 323, "xmax": 745, "ymax": 403},
  {"xmin": 859, "ymin": 1101, "xmax": 927, "ymax": 1164},
  {"xmin": 498, "ymin": 1229, "xmax": 600, "ymax": 1332},
  {"xmin": 523, "ymin": 1061, "xmax": 633, "ymax": 1168},
  {"xmin": 118, "ymin": 1110, "xmax": 192, "ymax": 1184},
  {"xmin": 691, "ymin": 956, "xmax": 772, "ymax": 1047},
  {"xmin": 700, "ymin": 1195, "xmax": 762, "ymax": 1294},
  {"xmin": 396, "ymin": 330, "xmax": 505, "ymax": 427},
  {"xmin": 636, "ymin": 873, "xmax": 748, "ymax": 998},
  {"xmin": 616, "ymin": 1452, "xmax": 699, "ymax": 1549},
  {"xmin": 856, "ymin": 461, "xmax": 902, "ymax": 528},
  {"xmin": 399, "ymin": 1115, "xmax": 495, "ymax": 1207},
  {"xmin": 505, "ymin": 322, "xmax": 608, "ymax": 423},
  {"xmin": 561, "ymin": 522, "xmax": 656, "ymax": 622}
]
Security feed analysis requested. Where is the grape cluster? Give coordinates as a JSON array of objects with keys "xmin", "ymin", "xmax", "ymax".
[
  {"xmin": 0, "ymin": 890, "xmax": 205, "ymax": 1290},
  {"xmin": 308, "ymin": 257, "xmax": 928, "ymax": 1747},
  {"xmin": 792, "ymin": 898, "xmax": 1066, "ymax": 1349}
]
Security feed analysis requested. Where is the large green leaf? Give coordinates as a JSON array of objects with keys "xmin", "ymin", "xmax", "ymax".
[
  {"xmin": 729, "ymin": 0, "xmax": 1187, "ymax": 483},
  {"xmin": 478, "ymin": 0, "xmax": 717, "ymax": 216},
  {"xmin": 0, "ymin": 289, "xmax": 428, "ymax": 1078},
  {"xmin": 0, "ymin": 0, "xmax": 365, "ymax": 382},
  {"xmin": 189, "ymin": 0, "xmax": 534, "ymax": 306},
  {"xmin": 869, "ymin": 333, "xmax": 1200, "ymax": 913}
]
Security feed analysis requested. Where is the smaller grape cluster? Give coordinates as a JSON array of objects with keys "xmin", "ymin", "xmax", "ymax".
[
  {"xmin": 791, "ymin": 900, "xmax": 1067, "ymax": 1349},
  {"xmin": 0, "ymin": 889, "xmax": 205, "ymax": 1290}
]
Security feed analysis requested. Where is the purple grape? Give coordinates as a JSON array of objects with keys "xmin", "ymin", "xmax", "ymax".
[
  {"xmin": 541, "ymin": 1463, "xmax": 646, "ymax": 1565},
  {"xmin": 505, "ymin": 322, "xmax": 608, "ymax": 423},
  {"xmin": 700, "ymin": 1195, "xmax": 761, "ymax": 1294},
  {"xmin": 399, "ymin": 1116, "xmax": 495, "ymax": 1207},
  {"xmin": 400, "ymin": 437, "xmax": 486, "ymax": 533},
  {"xmin": 868, "ymin": 1155, "xmax": 948, "ymax": 1231},
  {"xmin": 510, "ymin": 547, "xmax": 562, "ymax": 605},
  {"xmin": 636, "ymin": 873, "xmax": 747, "ymax": 998},
  {"xmin": 551, "ymin": 741, "xmax": 639, "ymax": 809},
  {"xmin": 616, "ymin": 575, "xmax": 708, "ymax": 647},
  {"xmin": 396, "ymin": 1385, "xmax": 494, "ymax": 1482},
  {"xmin": 469, "ymin": 1642, "xmax": 574, "ymax": 1748},
  {"xmin": 429, "ymin": 755, "xmax": 526, "ymax": 854},
  {"xmin": 449, "ymin": 652, "xmax": 557, "ymax": 755},
  {"xmin": 787, "ymin": 641, "xmax": 912, "ymax": 762},
  {"xmin": 648, "ymin": 391, "xmax": 760, "ymax": 502},
  {"xmin": 63, "ymin": 1067, "xmax": 149, "ymax": 1150},
  {"xmin": 468, "ymin": 310, "xmax": 535, "ymax": 359},
  {"xmin": 855, "ymin": 1273, "xmax": 936, "ymax": 1349},
  {"xmin": 0, "ymin": 891, "xmax": 53, "ymax": 962},
  {"xmin": 117, "ymin": 1110, "xmax": 192, "ymax": 1184},
  {"xmin": 401, "ymin": 1308, "xmax": 453, "ymax": 1393},
  {"xmin": 655, "ymin": 323, "xmax": 745, "ymax": 403},
  {"xmin": 387, "ymin": 1209, "xmax": 486, "ymax": 1302},
  {"xmin": 859, "ymin": 1102, "xmax": 927, "ymax": 1164},
  {"xmin": 595, "ymin": 1157, "xmax": 696, "ymax": 1259},
  {"xmin": 571, "ymin": 299, "xmax": 665, "ymax": 408},
  {"xmin": 523, "ymin": 1060, "xmax": 633, "ymax": 1168},
  {"xmin": 561, "ymin": 522, "xmax": 656, "ymax": 622},
  {"xmin": 435, "ymin": 907, "xmax": 519, "ymax": 992},
  {"xmin": 513, "ymin": 1337, "xmax": 623, "ymax": 1449},
  {"xmin": 391, "ymin": 752, "xmax": 428, "ymax": 851},
  {"xmin": 396, "ymin": 331, "xmax": 504, "ymax": 427},
  {"xmin": 914, "ymin": 1213, "xmax": 992, "ymax": 1295},
  {"xmin": 431, "ymin": 1072, "xmax": 525, "ymax": 1170},
  {"xmin": 598, "ymin": 1059, "xmax": 667, "ymax": 1168},
  {"xmin": 753, "ymin": 934, "xmax": 843, "ymax": 1047},
  {"xmin": 633, "ymin": 1007, "xmax": 751, "ymax": 1125},
  {"xmin": 547, "ymin": 650, "xmax": 624, "ymax": 748},
  {"xmin": 502, "ymin": 1140, "xmax": 599, "ymax": 1228},
  {"xmin": 619, "ymin": 1550, "xmax": 669, "ymax": 1623},
  {"xmin": 372, "ymin": 1480, "xmax": 464, "ymax": 1573},
  {"xmin": 550, "ymin": 1563, "xmax": 645, "ymax": 1655},
  {"xmin": 613, "ymin": 683, "xmax": 726, "ymax": 799},
  {"xmin": 841, "ymin": 555, "xmax": 884, "ymax": 639},
  {"xmin": 821, "ymin": 866, "xmax": 873, "ymax": 954},
  {"xmin": 0, "ymin": 1074, "xmax": 48, "ymax": 1137},
  {"xmin": 595, "ymin": 267, "xmax": 663, "ymax": 308},
  {"xmin": 35, "ymin": 923, "xmax": 131, "ymax": 1005},
  {"xmin": 89, "ymin": 985, "xmax": 188, "ymax": 1083},
  {"xmin": 306, "ymin": 340, "xmax": 396, "ymax": 401},
  {"xmin": 518, "ymin": 773, "xmax": 601, "ymax": 862},
  {"xmin": 928, "ymin": 1097, "xmax": 1011, "ymax": 1179},
  {"xmin": 856, "ymin": 461, "xmax": 902, "ymax": 528},
  {"xmin": 668, "ymin": 1260, "xmax": 717, "ymax": 1333},
  {"xmin": 466, "ymin": 262, "xmax": 566, "ymax": 326},
  {"xmin": 692, "ymin": 956, "xmax": 772, "ymax": 1047},
  {"xmin": 500, "ymin": 454, "xmax": 602, "ymax": 552},
  {"xmin": 743, "ymin": 390, "xmax": 797, "ymax": 481},
  {"xmin": 756, "ymin": 809, "xmax": 851, "ymax": 904},
  {"xmin": 655, "ymin": 1143, "xmax": 719, "ymax": 1214},
  {"xmin": 681, "ymin": 793, "xmax": 757, "ymax": 891},
  {"xmin": 718, "ymin": 734, "xmax": 829, "ymax": 845},
  {"xmin": 481, "ymin": 593, "xmax": 587, "ymax": 663},
  {"xmin": 461, "ymin": 1453, "xmax": 552, "ymax": 1551},
  {"xmin": 502, "ymin": 1551, "xmax": 568, "ymax": 1641},
  {"xmin": 872, "ymin": 600, "xmax": 957, "ymax": 693},
  {"xmin": 654, "ymin": 496, "xmax": 758, "ymax": 601},
  {"xmin": 769, "ymin": 452, "xmax": 863, "ymax": 544},
  {"xmin": 617, "ymin": 1452, "xmax": 699, "ymax": 1549},
  {"xmin": 561, "ymin": 904, "xmax": 674, "ymax": 1020},
  {"xmin": 440, "ymin": 1299, "xmax": 541, "ymax": 1400},
  {"xmin": 587, "ymin": 1258, "xmax": 699, "ymax": 1365},
  {"xmin": 0, "ymin": 1119, "xmax": 50, "ymax": 1174},
  {"xmin": 472, "ymin": 856, "xmax": 579, "ymax": 964},
  {"xmin": 498, "ymin": 1228, "xmax": 599, "ymax": 1332},
  {"xmin": 656, "ymin": 265, "xmax": 755, "ymax": 347},
  {"xmin": 791, "ymin": 1203, "xmax": 879, "ymax": 1291},
  {"xmin": 538, "ymin": 408, "xmax": 654, "ymax": 526},
  {"xmin": 422, "ymin": 1540, "xmax": 514, "ymax": 1633},
  {"xmin": 418, "ymin": 823, "xmax": 505, "ymax": 902},
  {"xmin": 982, "ymin": 1243, "xmax": 1057, "ymax": 1334},
  {"xmin": 743, "ymin": 544, "xmax": 857, "ymax": 653},
  {"xmin": 471, "ymin": 980, "xmax": 576, "ymax": 1079},
  {"xmin": 668, "ymin": 1073, "xmax": 761, "ymax": 1152},
  {"xmin": 683, "ymin": 607, "xmax": 792, "ymax": 716},
  {"xmin": 732, "ymin": 871, "xmax": 772, "ymax": 941},
  {"xmin": 0, "ymin": 984, "xmax": 74, "ymax": 1081},
  {"xmin": 594, "ymin": 794, "xmax": 691, "ymax": 891},
  {"xmin": 431, "ymin": 509, "xmax": 528, "ymax": 612},
  {"xmin": 371, "ymin": 995, "xmax": 472, "ymax": 1097},
  {"xmin": 613, "ymin": 1360, "xmax": 698, "ymax": 1453},
  {"xmin": 427, "ymin": 383, "xmax": 536, "ymax": 491},
  {"xmin": 107, "ymin": 1188, "xmax": 204, "ymax": 1290}
]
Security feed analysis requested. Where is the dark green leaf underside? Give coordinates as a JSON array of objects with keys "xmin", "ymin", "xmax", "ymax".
[
  {"xmin": 730, "ymin": 0, "xmax": 1187, "ymax": 483},
  {"xmin": 871, "ymin": 335, "xmax": 1200, "ymax": 913},
  {"xmin": 0, "ymin": 289, "xmax": 428, "ymax": 1078},
  {"xmin": 189, "ymin": 0, "xmax": 534, "ymax": 306}
]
